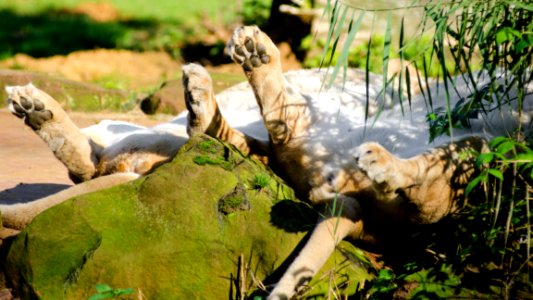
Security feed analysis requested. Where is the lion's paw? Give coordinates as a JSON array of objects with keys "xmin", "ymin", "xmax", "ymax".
[
  {"xmin": 182, "ymin": 64, "xmax": 214, "ymax": 115},
  {"xmin": 227, "ymin": 26, "xmax": 276, "ymax": 71},
  {"xmin": 182, "ymin": 64, "xmax": 218, "ymax": 136},
  {"xmin": 354, "ymin": 142, "xmax": 396, "ymax": 185},
  {"xmin": 6, "ymin": 83, "xmax": 53, "ymax": 130}
]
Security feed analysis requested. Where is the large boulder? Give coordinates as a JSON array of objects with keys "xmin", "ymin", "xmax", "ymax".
[{"xmin": 4, "ymin": 135, "xmax": 370, "ymax": 299}]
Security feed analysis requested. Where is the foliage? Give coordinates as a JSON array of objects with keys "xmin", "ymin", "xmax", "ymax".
[
  {"xmin": 88, "ymin": 284, "xmax": 134, "ymax": 300},
  {"xmin": 321, "ymin": 0, "xmax": 532, "ymax": 298},
  {"xmin": 303, "ymin": 33, "xmax": 451, "ymax": 77},
  {"xmin": 0, "ymin": 0, "xmax": 239, "ymax": 59},
  {"xmin": 240, "ymin": 0, "xmax": 271, "ymax": 27},
  {"xmin": 421, "ymin": 0, "xmax": 532, "ymax": 141}
]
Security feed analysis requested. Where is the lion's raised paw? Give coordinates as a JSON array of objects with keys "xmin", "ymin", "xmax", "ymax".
[
  {"xmin": 6, "ymin": 84, "xmax": 53, "ymax": 130},
  {"xmin": 354, "ymin": 142, "xmax": 396, "ymax": 185},
  {"xmin": 182, "ymin": 64, "xmax": 221, "ymax": 137},
  {"xmin": 227, "ymin": 26, "xmax": 276, "ymax": 71}
]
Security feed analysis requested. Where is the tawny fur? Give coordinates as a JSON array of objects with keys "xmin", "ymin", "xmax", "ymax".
[
  {"xmin": 6, "ymin": 83, "xmax": 97, "ymax": 181},
  {"xmin": 0, "ymin": 173, "xmax": 139, "ymax": 230}
]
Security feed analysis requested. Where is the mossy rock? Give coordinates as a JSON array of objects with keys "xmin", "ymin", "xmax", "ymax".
[
  {"xmin": 0, "ymin": 69, "xmax": 132, "ymax": 112},
  {"xmin": 5, "ymin": 135, "xmax": 371, "ymax": 299}
]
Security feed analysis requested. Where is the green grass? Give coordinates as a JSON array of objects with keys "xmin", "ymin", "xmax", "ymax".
[
  {"xmin": 0, "ymin": 0, "xmax": 239, "ymax": 59},
  {"xmin": 0, "ymin": 0, "xmax": 237, "ymax": 23}
]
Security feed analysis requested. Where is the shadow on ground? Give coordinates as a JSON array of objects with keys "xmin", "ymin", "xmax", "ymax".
[{"xmin": 0, "ymin": 183, "xmax": 71, "ymax": 204}]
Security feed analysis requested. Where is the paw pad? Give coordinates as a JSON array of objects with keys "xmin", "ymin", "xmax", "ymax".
[
  {"xmin": 228, "ymin": 26, "xmax": 272, "ymax": 71},
  {"xmin": 8, "ymin": 92, "xmax": 52, "ymax": 130}
]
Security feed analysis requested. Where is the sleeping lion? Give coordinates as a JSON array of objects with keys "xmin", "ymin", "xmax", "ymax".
[{"xmin": 3, "ymin": 25, "xmax": 531, "ymax": 299}]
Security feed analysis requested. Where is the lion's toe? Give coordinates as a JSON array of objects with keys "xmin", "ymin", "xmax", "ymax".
[
  {"xmin": 6, "ymin": 84, "xmax": 54, "ymax": 130},
  {"xmin": 354, "ymin": 142, "xmax": 393, "ymax": 184},
  {"xmin": 228, "ymin": 26, "xmax": 275, "ymax": 71}
]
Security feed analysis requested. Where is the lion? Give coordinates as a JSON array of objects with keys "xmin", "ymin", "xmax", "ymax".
[
  {"xmin": 2, "ymin": 25, "xmax": 531, "ymax": 299},
  {"xmin": 2, "ymin": 53, "xmax": 385, "ymax": 230}
]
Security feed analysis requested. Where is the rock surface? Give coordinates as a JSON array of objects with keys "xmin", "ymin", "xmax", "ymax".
[
  {"xmin": 4, "ymin": 135, "xmax": 370, "ymax": 299},
  {"xmin": 0, "ymin": 69, "xmax": 131, "ymax": 112}
]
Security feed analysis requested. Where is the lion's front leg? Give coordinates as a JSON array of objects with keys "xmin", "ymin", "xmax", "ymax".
[
  {"xmin": 354, "ymin": 142, "xmax": 413, "ymax": 194},
  {"xmin": 354, "ymin": 137, "xmax": 487, "ymax": 222},
  {"xmin": 227, "ymin": 26, "xmax": 309, "ymax": 145},
  {"xmin": 268, "ymin": 217, "xmax": 359, "ymax": 300},
  {"xmin": 6, "ymin": 84, "xmax": 97, "ymax": 182},
  {"xmin": 355, "ymin": 138, "xmax": 486, "ymax": 191},
  {"xmin": 269, "ymin": 194, "xmax": 362, "ymax": 299}
]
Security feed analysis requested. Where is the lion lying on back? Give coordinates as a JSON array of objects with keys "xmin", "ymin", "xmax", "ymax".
[
  {"xmin": 4, "ymin": 25, "xmax": 532, "ymax": 299},
  {"xmin": 3, "ymin": 54, "xmax": 386, "ymax": 230}
]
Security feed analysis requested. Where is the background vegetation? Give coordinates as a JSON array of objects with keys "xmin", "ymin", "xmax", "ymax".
[{"xmin": 0, "ymin": 0, "xmax": 239, "ymax": 59}]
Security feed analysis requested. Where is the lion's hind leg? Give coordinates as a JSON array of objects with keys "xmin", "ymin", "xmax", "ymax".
[
  {"xmin": 227, "ymin": 26, "xmax": 309, "ymax": 146},
  {"xmin": 0, "ymin": 172, "xmax": 140, "ymax": 230},
  {"xmin": 182, "ymin": 63, "xmax": 270, "ymax": 161},
  {"xmin": 6, "ymin": 84, "xmax": 97, "ymax": 182}
]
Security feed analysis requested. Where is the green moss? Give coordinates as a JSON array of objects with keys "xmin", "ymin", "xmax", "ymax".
[
  {"xmin": 0, "ymin": 70, "xmax": 133, "ymax": 112},
  {"xmin": 197, "ymin": 140, "xmax": 219, "ymax": 153},
  {"xmin": 218, "ymin": 183, "xmax": 249, "ymax": 215},
  {"xmin": 192, "ymin": 154, "xmax": 234, "ymax": 170},
  {"xmin": 252, "ymin": 173, "xmax": 270, "ymax": 190}
]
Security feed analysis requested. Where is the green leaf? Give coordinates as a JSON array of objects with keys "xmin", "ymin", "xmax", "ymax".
[
  {"xmin": 496, "ymin": 27, "xmax": 520, "ymax": 45},
  {"xmin": 510, "ymin": 1, "xmax": 533, "ymax": 11},
  {"xmin": 378, "ymin": 269, "xmax": 395, "ymax": 281},
  {"xmin": 328, "ymin": 9, "xmax": 365, "ymax": 87},
  {"xmin": 487, "ymin": 169, "xmax": 503, "ymax": 180},
  {"xmin": 476, "ymin": 152, "xmax": 494, "ymax": 166},
  {"xmin": 95, "ymin": 284, "xmax": 113, "ymax": 293},
  {"xmin": 490, "ymin": 136, "xmax": 509, "ymax": 148},
  {"xmin": 114, "ymin": 288, "xmax": 134, "ymax": 296},
  {"xmin": 495, "ymin": 140, "xmax": 515, "ymax": 155},
  {"xmin": 513, "ymin": 152, "xmax": 533, "ymax": 163},
  {"xmin": 381, "ymin": 12, "xmax": 392, "ymax": 103},
  {"xmin": 465, "ymin": 174, "xmax": 486, "ymax": 196},
  {"xmin": 516, "ymin": 36, "xmax": 533, "ymax": 52},
  {"xmin": 319, "ymin": 0, "xmax": 343, "ymax": 68},
  {"xmin": 88, "ymin": 292, "xmax": 113, "ymax": 300}
]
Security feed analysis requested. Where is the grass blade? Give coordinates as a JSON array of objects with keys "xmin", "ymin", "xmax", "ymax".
[
  {"xmin": 327, "ymin": 9, "xmax": 365, "ymax": 88},
  {"xmin": 381, "ymin": 12, "xmax": 392, "ymax": 105}
]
